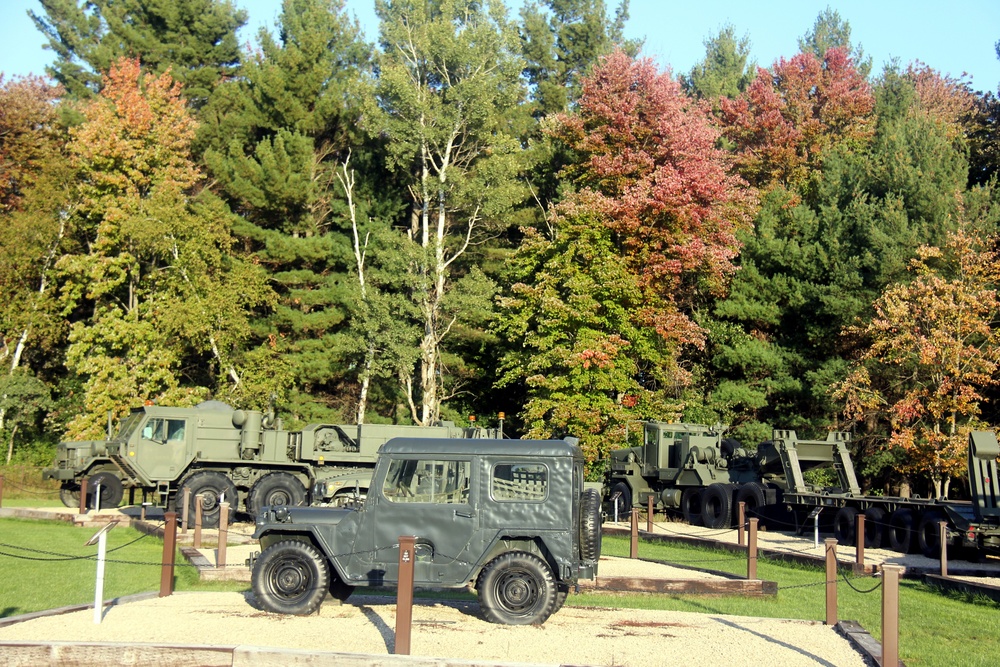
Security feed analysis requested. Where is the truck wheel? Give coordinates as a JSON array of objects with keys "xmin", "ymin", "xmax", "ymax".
[
  {"xmin": 863, "ymin": 507, "xmax": 886, "ymax": 549},
  {"xmin": 887, "ymin": 509, "xmax": 916, "ymax": 553},
  {"xmin": 477, "ymin": 552, "xmax": 558, "ymax": 625},
  {"xmin": 177, "ymin": 471, "xmax": 237, "ymax": 528},
  {"xmin": 681, "ymin": 488, "xmax": 703, "ymax": 526},
  {"xmin": 700, "ymin": 483, "xmax": 734, "ymax": 529},
  {"xmin": 735, "ymin": 482, "xmax": 768, "ymax": 517},
  {"xmin": 610, "ymin": 482, "xmax": 631, "ymax": 522},
  {"xmin": 249, "ymin": 472, "xmax": 307, "ymax": 515},
  {"xmin": 833, "ymin": 507, "xmax": 858, "ymax": 545},
  {"xmin": 59, "ymin": 485, "xmax": 81, "ymax": 509},
  {"xmin": 580, "ymin": 487, "xmax": 603, "ymax": 562},
  {"xmin": 87, "ymin": 472, "xmax": 124, "ymax": 509},
  {"xmin": 252, "ymin": 540, "xmax": 330, "ymax": 615},
  {"xmin": 917, "ymin": 511, "xmax": 946, "ymax": 558},
  {"xmin": 553, "ymin": 583, "xmax": 570, "ymax": 614}
]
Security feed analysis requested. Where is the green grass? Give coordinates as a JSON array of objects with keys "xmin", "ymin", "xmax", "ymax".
[
  {"xmin": 0, "ymin": 518, "xmax": 246, "ymax": 617},
  {"xmin": 588, "ymin": 535, "xmax": 1000, "ymax": 667},
  {"xmin": 2, "ymin": 519, "xmax": 997, "ymax": 667}
]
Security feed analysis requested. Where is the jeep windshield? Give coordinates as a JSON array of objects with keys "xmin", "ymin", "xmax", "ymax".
[{"xmin": 113, "ymin": 410, "xmax": 146, "ymax": 441}]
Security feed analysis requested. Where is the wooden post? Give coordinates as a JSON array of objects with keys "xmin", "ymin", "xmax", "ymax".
[
  {"xmin": 855, "ymin": 512, "xmax": 865, "ymax": 565},
  {"xmin": 630, "ymin": 508, "xmax": 639, "ymax": 559},
  {"xmin": 939, "ymin": 521, "xmax": 949, "ymax": 577},
  {"xmin": 825, "ymin": 538, "xmax": 838, "ymax": 626},
  {"xmin": 193, "ymin": 493, "xmax": 203, "ymax": 548},
  {"xmin": 395, "ymin": 536, "xmax": 415, "ymax": 655},
  {"xmin": 646, "ymin": 495, "xmax": 654, "ymax": 533},
  {"xmin": 747, "ymin": 518, "xmax": 758, "ymax": 580},
  {"xmin": 737, "ymin": 501, "xmax": 746, "ymax": 546},
  {"xmin": 79, "ymin": 477, "xmax": 89, "ymax": 514},
  {"xmin": 181, "ymin": 487, "xmax": 191, "ymax": 535},
  {"xmin": 881, "ymin": 564, "xmax": 902, "ymax": 667},
  {"xmin": 160, "ymin": 511, "xmax": 177, "ymax": 597},
  {"xmin": 217, "ymin": 502, "xmax": 229, "ymax": 569}
]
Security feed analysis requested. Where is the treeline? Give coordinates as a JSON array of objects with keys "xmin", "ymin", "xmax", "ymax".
[{"xmin": 1, "ymin": 1, "xmax": 999, "ymax": 497}]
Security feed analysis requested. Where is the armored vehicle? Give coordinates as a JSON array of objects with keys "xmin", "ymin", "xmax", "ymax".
[
  {"xmin": 250, "ymin": 437, "xmax": 602, "ymax": 625},
  {"xmin": 42, "ymin": 401, "xmax": 493, "ymax": 527}
]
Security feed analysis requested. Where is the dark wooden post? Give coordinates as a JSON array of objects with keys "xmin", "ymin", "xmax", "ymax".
[
  {"xmin": 160, "ymin": 511, "xmax": 177, "ymax": 597},
  {"xmin": 881, "ymin": 564, "xmax": 902, "ymax": 667},
  {"xmin": 79, "ymin": 477, "xmax": 89, "ymax": 514},
  {"xmin": 825, "ymin": 538, "xmax": 838, "ymax": 625},
  {"xmin": 217, "ymin": 502, "xmax": 229, "ymax": 569},
  {"xmin": 646, "ymin": 495, "xmax": 654, "ymax": 533},
  {"xmin": 737, "ymin": 501, "xmax": 746, "ymax": 546},
  {"xmin": 395, "ymin": 536, "xmax": 415, "ymax": 655},
  {"xmin": 855, "ymin": 512, "xmax": 865, "ymax": 566},
  {"xmin": 193, "ymin": 494, "xmax": 203, "ymax": 548},
  {"xmin": 747, "ymin": 518, "xmax": 758, "ymax": 580},
  {"xmin": 181, "ymin": 487, "xmax": 191, "ymax": 535},
  {"xmin": 630, "ymin": 508, "xmax": 639, "ymax": 559}
]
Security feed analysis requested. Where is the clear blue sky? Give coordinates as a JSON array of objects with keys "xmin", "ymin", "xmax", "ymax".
[{"xmin": 3, "ymin": 0, "xmax": 999, "ymax": 92}]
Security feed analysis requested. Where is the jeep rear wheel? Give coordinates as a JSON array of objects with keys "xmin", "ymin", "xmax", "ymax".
[
  {"xmin": 477, "ymin": 552, "xmax": 557, "ymax": 625},
  {"xmin": 248, "ymin": 472, "xmax": 307, "ymax": 516},
  {"xmin": 253, "ymin": 540, "xmax": 330, "ymax": 615},
  {"xmin": 580, "ymin": 487, "xmax": 603, "ymax": 563}
]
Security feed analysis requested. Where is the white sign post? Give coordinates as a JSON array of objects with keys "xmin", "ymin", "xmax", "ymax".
[
  {"xmin": 86, "ymin": 520, "xmax": 119, "ymax": 624},
  {"xmin": 808, "ymin": 507, "xmax": 824, "ymax": 548}
]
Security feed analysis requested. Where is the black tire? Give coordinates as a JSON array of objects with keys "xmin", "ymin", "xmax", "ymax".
[
  {"xmin": 735, "ymin": 482, "xmax": 768, "ymax": 517},
  {"xmin": 701, "ymin": 483, "xmax": 734, "ymax": 529},
  {"xmin": 476, "ymin": 551, "xmax": 558, "ymax": 625},
  {"xmin": 59, "ymin": 485, "xmax": 81, "ymax": 509},
  {"xmin": 553, "ymin": 583, "xmax": 570, "ymax": 614},
  {"xmin": 248, "ymin": 472, "xmax": 307, "ymax": 515},
  {"xmin": 87, "ymin": 471, "xmax": 124, "ymax": 509},
  {"xmin": 833, "ymin": 507, "xmax": 858, "ymax": 545},
  {"xmin": 177, "ymin": 471, "xmax": 237, "ymax": 528},
  {"xmin": 862, "ymin": 507, "xmax": 886, "ymax": 549},
  {"xmin": 328, "ymin": 570, "xmax": 353, "ymax": 602},
  {"xmin": 610, "ymin": 482, "xmax": 632, "ymax": 522},
  {"xmin": 252, "ymin": 540, "xmax": 330, "ymax": 615},
  {"xmin": 681, "ymin": 487, "xmax": 703, "ymax": 525},
  {"xmin": 887, "ymin": 509, "xmax": 916, "ymax": 553},
  {"xmin": 721, "ymin": 438, "xmax": 742, "ymax": 458},
  {"xmin": 580, "ymin": 488, "xmax": 603, "ymax": 562},
  {"xmin": 917, "ymin": 511, "xmax": 946, "ymax": 558}
]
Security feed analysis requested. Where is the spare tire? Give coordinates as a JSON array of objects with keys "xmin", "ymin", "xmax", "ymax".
[{"xmin": 580, "ymin": 488, "xmax": 602, "ymax": 562}]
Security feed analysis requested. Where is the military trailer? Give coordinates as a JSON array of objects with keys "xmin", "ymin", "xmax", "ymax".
[
  {"xmin": 41, "ymin": 401, "xmax": 495, "ymax": 527},
  {"xmin": 250, "ymin": 437, "xmax": 602, "ymax": 625},
  {"xmin": 607, "ymin": 421, "xmax": 1000, "ymax": 560}
]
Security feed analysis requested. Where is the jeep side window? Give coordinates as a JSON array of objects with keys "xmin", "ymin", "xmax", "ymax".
[
  {"xmin": 492, "ymin": 463, "xmax": 547, "ymax": 501},
  {"xmin": 382, "ymin": 458, "xmax": 470, "ymax": 504}
]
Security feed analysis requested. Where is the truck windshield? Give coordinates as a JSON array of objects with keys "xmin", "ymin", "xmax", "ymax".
[{"xmin": 114, "ymin": 411, "xmax": 145, "ymax": 441}]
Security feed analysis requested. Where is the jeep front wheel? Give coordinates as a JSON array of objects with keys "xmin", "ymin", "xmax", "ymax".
[
  {"xmin": 252, "ymin": 540, "xmax": 330, "ymax": 615},
  {"xmin": 476, "ymin": 551, "xmax": 557, "ymax": 625}
]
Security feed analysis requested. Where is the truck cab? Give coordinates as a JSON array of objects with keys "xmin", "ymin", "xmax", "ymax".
[{"xmin": 250, "ymin": 437, "xmax": 602, "ymax": 625}]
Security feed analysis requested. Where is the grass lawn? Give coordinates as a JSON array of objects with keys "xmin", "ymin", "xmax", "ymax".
[{"xmin": 1, "ymin": 519, "xmax": 997, "ymax": 667}]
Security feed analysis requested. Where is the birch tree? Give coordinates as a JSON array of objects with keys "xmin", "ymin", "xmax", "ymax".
[{"xmin": 375, "ymin": 0, "xmax": 525, "ymax": 425}]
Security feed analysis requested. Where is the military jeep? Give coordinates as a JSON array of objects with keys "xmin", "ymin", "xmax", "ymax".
[{"xmin": 250, "ymin": 437, "xmax": 602, "ymax": 625}]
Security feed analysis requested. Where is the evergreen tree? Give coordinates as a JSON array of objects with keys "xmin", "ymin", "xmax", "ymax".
[
  {"xmin": 798, "ymin": 6, "xmax": 871, "ymax": 78},
  {"xmin": 682, "ymin": 24, "xmax": 755, "ymax": 100},
  {"xmin": 201, "ymin": 0, "xmax": 399, "ymax": 424},
  {"xmin": 30, "ymin": 0, "xmax": 246, "ymax": 104}
]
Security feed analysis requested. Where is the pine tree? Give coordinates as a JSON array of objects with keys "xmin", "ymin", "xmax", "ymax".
[{"xmin": 682, "ymin": 24, "xmax": 755, "ymax": 101}]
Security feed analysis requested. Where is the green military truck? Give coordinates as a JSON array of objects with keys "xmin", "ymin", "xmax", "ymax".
[
  {"xmin": 250, "ymin": 436, "xmax": 602, "ymax": 625},
  {"xmin": 42, "ymin": 401, "xmax": 495, "ymax": 527}
]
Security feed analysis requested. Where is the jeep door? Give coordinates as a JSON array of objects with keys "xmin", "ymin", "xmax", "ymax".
[{"xmin": 347, "ymin": 456, "xmax": 479, "ymax": 586}]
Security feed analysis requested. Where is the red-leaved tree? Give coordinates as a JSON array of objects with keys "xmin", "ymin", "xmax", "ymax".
[{"xmin": 720, "ymin": 46, "xmax": 874, "ymax": 189}]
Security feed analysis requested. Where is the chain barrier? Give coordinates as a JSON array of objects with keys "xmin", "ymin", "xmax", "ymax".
[{"xmin": 0, "ymin": 478, "xmax": 61, "ymax": 497}]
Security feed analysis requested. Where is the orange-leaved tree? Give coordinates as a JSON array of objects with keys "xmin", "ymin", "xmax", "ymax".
[{"xmin": 835, "ymin": 217, "xmax": 1000, "ymax": 498}]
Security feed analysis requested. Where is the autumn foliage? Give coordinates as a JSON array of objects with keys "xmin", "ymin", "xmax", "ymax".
[{"xmin": 721, "ymin": 47, "xmax": 874, "ymax": 188}]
